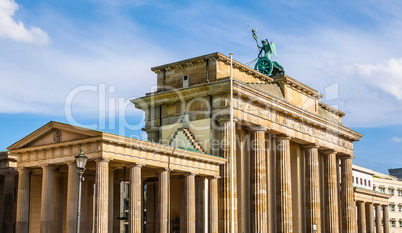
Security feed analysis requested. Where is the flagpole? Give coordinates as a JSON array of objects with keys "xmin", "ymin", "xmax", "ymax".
[{"xmin": 229, "ymin": 53, "xmax": 235, "ymax": 233}]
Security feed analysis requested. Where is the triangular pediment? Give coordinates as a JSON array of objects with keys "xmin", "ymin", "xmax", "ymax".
[
  {"xmin": 8, "ymin": 121, "xmax": 102, "ymax": 151},
  {"xmin": 169, "ymin": 128, "xmax": 205, "ymax": 153}
]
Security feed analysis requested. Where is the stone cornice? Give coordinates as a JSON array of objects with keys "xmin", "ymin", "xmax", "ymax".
[
  {"xmin": 131, "ymin": 79, "xmax": 229, "ymax": 108},
  {"xmin": 233, "ymin": 80, "xmax": 363, "ymax": 141},
  {"xmin": 0, "ymin": 151, "xmax": 16, "ymax": 161},
  {"xmin": 272, "ymin": 75, "xmax": 323, "ymax": 99},
  {"xmin": 7, "ymin": 121, "xmax": 101, "ymax": 151},
  {"xmin": 9, "ymin": 136, "xmax": 103, "ymax": 154},
  {"xmin": 354, "ymin": 187, "xmax": 392, "ymax": 199},
  {"xmin": 150, "ymin": 52, "xmax": 274, "ymax": 82},
  {"xmin": 102, "ymin": 133, "xmax": 227, "ymax": 165},
  {"xmin": 133, "ymin": 79, "xmax": 362, "ymax": 142},
  {"xmin": 319, "ymin": 102, "xmax": 345, "ymax": 117}
]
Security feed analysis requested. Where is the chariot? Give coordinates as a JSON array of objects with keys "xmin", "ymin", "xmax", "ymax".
[{"xmin": 251, "ymin": 28, "xmax": 285, "ymax": 76}]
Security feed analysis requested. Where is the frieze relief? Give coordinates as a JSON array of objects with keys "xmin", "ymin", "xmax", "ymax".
[{"xmin": 234, "ymin": 97, "xmax": 352, "ymax": 149}]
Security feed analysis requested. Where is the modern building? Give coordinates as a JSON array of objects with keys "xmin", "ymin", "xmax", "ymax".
[
  {"xmin": 372, "ymin": 169, "xmax": 402, "ymax": 232},
  {"xmin": 352, "ymin": 165, "xmax": 392, "ymax": 233},
  {"xmin": 389, "ymin": 169, "xmax": 402, "ymax": 179},
  {"xmin": 2, "ymin": 52, "xmax": 366, "ymax": 233},
  {"xmin": 0, "ymin": 151, "xmax": 17, "ymax": 233}
]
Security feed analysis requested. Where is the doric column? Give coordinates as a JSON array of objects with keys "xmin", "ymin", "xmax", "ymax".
[
  {"xmin": 95, "ymin": 159, "xmax": 109, "ymax": 233},
  {"xmin": 305, "ymin": 145, "xmax": 321, "ymax": 233},
  {"xmin": 146, "ymin": 179, "xmax": 157, "ymax": 233},
  {"xmin": 209, "ymin": 177, "xmax": 219, "ymax": 233},
  {"xmin": 383, "ymin": 205, "xmax": 389, "ymax": 233},
  {"xmin": 341, "ymin": 157, "xmax": 356, "ymax": 233},
  {"xmin": 180, "ymin": 177, "xmax": 186, "ymax": 233},
  {"xmin": 323, "ymin": 150, "xmax": 339, "ymax": 233},
  {"xmin": 2, "ymin": 172, "xmax": 16, "ymax": 233},
  {"xmin": 53, "ymin": 173, "xmax": 64, "ymax": 233},
  {"xmin": 159, "ymin": 168, "xmax": 170, "ymax": 233},
  {"xmin": 357, "ymin": 201, "xmax": 366, "ymax": 233},
  {"xmin": 374, "ymin": 204, "xmax": 382, "ymax": 233},
  {"xmin": 146, "ymin": 128, "xmax": 160, "ymax": 143},
  {"xmin": 186, "ymin": 173, "xmax": 196, "ymax": 233},
  {"xmin": 276, "ymin": 135, "xmax": 293, "ymax": 233},
  {"xmin": 195, "ymin": 177, "xmax": 208, "ymax": 233},
  {"xmin": 40, "ymin": 165, "xmax": 56, "ymax": 233},
  {"xmin": 129, "ymin": 164, "xmax": 143, "ymax": 233},
  {"xmin": 365, "ymin": 203, "xmax": 374, "ymax": 233},
  {"xmin": 16, "ymin": 168, "xmax": 30, "ymax": 233},
  {"xmin": 218, "ymin": 118, "xmax": 237, "ymax": 233},
  {"xmin": 66, "ymin": 162, "xmax": 79, "ymax": 233},
  {"xmin": 203, "ymin": 178, "xmax": 208, "ymax": 233},
  {"xmin": 250, "ymin": 129, "xmax": 268, "ymax": 233},
  {"xmin": 109, "ymin": 169, "xmax": 115, "ymax": 233}
]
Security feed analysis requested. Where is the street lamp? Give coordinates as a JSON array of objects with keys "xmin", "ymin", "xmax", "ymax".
[
  {"xmin": 75, "ymin": 147, "xmax": 88, "ymax": 233},
  {"xmin": 313, "ymin": 222, "xmax": 317, "ymax": 232}
]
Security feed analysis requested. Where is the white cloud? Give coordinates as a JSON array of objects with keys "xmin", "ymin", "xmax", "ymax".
[
  {"xmin": 0, "ymin": 0, "xmax": 402, "ymax": 129},
  {"xmin": 393, "ymin": 136, "xmax": 402, "ymax": 143},
  {"xmin": 0, "ymin": 0, "xmax": 49, "ymax": 44},
  {"xmin": 355, "ymin": 58, "xmax": 402, "ymax": 100}
]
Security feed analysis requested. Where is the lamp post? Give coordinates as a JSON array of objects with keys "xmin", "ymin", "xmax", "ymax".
[{"xmin": 75, "ymin": 147, "xmax": 88, "ymax": 233}]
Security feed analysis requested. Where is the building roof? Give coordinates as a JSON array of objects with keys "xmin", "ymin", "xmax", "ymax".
[
  {"xmin": 245, "ymin": 82, "xmax": 284, "ymax": 99},
  {"xmin": 352, "ymin": 164, "xmax": 375, "ymax": 176}
]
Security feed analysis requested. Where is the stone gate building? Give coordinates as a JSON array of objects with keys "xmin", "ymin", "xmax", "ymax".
[{"xmin": 2, "ymin": 52, "xmax": 371, "ymax": 233}]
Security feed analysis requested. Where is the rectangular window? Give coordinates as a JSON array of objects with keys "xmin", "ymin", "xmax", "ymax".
[
  {"xmin": 368, "ymin": 180, "xmax": 371, "ymax": 187},
  {"xmin": 364, "ymin": 179, "xmax": 367, "ymax": 186},
  {"xmin": 391, "ymin": 205, "xmax": 395, "ymax": 212},
  {"xmin": 360, "ymin": 178, "xmax": 363, "ymax": 184},
  {"xmin": 356, "ymin": 177, "xmax": 359, "ymax": 183},
  {"xmin": 399, "ymin": 221, "xmax": 402, "ymax": 227},
  {"xmin": 391, "ymin": 220, "xmax": 396, "ymax": 228},
  {"xmin": 398, "ymin": 190, "xmax": 402, "ymax": 197},
  {"xmin": 390, "ymin": 189, "xmax": 395, "ymax": 195},
  {"xmin": 183, "ymin": 75, "xmax": 189, "ymax": 88},
  {"xmin": 399, "ymin": 205, "xmax": 402, "ymax": 212}
]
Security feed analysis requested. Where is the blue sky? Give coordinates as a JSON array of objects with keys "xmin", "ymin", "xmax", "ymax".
[{"xmin": 0, "ymin": 0, "xmax": 401, "ymax": 173}]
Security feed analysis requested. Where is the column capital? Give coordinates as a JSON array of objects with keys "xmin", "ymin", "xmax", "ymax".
[
  {"xmin": 157, "ymin": 167, "xmax": 171, "ymax": 173},
  {"xmin": 129, "ymin": 163, "xmax": 144, "ymax": 168},
  {"xmin": 95, "ymin": 158, "xmax": 110, "ymax": 163},
  {"xmin": 144, "ymin": 127, "xmax": 160, "ymax": 133},
  {"xmin": 374, "ymin": 203, "xmax": 382, "ymax": 207},
  {"xmin": 184, "ymin": 172, "xmax": 196, "ymax": 177},
  {"xmin": 41, "ymin": 164, "xmax": 56, "ymax": 170},
  {"xmin": 338, "ymin": 154, "xmax": 354, "ymax": 160},
  {"xmin": 2, "ymin": 168, "xmax": 18, "ymax": 176},
  {"xmin": 16, "ymin": 167, "xmax": 30, "ymax": 173},
  {"xmin": 249, "ymin": 126, "xmax": 269, "ymax": 132},
  {"xmin": 303, "ymin": 143, "xmax": 319, "ymax": 149},
  {"xmin": 321, "ymin": 149, "xmax": 337, "ymax": 155},
  {"xmin": 275, "ymin": 134, "xmax": 292, "ymax": 140},
  {"xmin": 216, "ymin": 116, "xmax": 238, "ymax": 125}
]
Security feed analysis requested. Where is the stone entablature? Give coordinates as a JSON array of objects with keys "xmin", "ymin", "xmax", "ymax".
[
  {"xmin": 354, "ymin": 187, "xmax": 391, "ymax": 205},
  {"xmin": 272, "ymin": 75, "xmax": 323, "ymax": 100},
  {"xmin": 0, "ymin": 151, "xmax": 16, "ymax": 170},
  {"xmin": 8, "ymin": 121, "xmax": 226, "ymax": 177},
  {"xmin": 134, "ymin": 79, "xmax": 361, "ymax": 156},
  {"xmin": 232, "ymin": 80, "xmax": 360, "ymax": 154}
]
